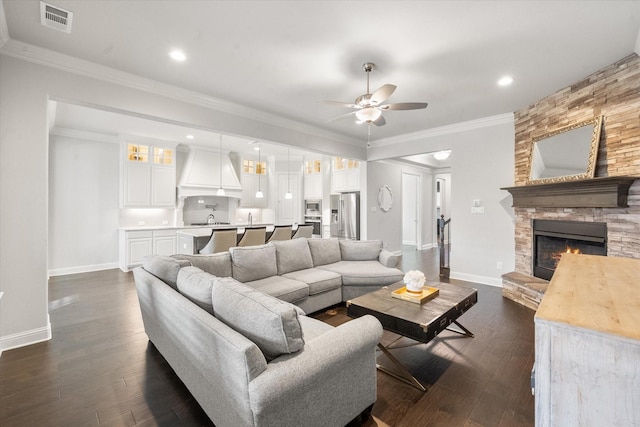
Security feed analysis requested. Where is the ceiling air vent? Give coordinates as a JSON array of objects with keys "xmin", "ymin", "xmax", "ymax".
[{"xmin": 40, "ymin": 2, "xmax": 73, "ymax": 33}]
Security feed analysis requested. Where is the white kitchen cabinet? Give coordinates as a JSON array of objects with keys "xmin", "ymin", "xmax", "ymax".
[
  {"xmin": 240, "ymin": 158, "xmax": 268, "ymax": 207},
  {"xmin": 331, "ymin": 157, "xmax": 360, "ymax": 193},
  {"xmin": 303, "ymin": 159, "xmax": 322, "ymax": 199},
  {"xmin": 119, "ymin": 230, "xmax": 152, "ymax": 271},
  {"xmin": 119, "ymin": 229, "xmax": 177, "ymax": 271},
  {"xmin": 121, "ymin": 141, "xmax": 177, "ymax": 208},
  {"xmin": 152, "ymin": 229, "xmax": 177, "ymax": 256}
]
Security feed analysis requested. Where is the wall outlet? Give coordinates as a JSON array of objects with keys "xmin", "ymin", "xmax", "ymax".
[
  {"xmin": 371, "ymin": 206, "xmax": 377, "ymax": 213},
  {"xmin": 162, "ymin": 220, "xmax": 169, "ymax": 225},
  {"xmin": 138, "ymin": 220, "xmax": 145, "ymax": 225},
  {"xmin": 496, "ymin": 261, "xmax": 503, "ymax": 270}
]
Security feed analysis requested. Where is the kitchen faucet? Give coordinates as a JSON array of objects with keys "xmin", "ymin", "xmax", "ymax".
[
  {"xmin": 248, "ymin": 212, "xmax": 253, "ymax": 226},
  {"xmin": 207, "ymin": 213, "xmax": 215, "ymax": 225}
]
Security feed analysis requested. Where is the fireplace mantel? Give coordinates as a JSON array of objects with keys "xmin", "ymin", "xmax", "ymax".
[{"xmin": 501, "ymin": 176, "xmax": 639, "ymax": 208}]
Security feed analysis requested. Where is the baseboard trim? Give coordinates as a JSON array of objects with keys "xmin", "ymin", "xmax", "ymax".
[
  {"xmin": 450, "ymin": 271, "xmax": 503, "ymax": 287},
  {"xmin": 48, "ymin": 262, "xmax": 119, "ymax": 277},
  {"xmin": 0, "ymin": 323, "xmax": 52, "ymax": 357},
  {"xmin": 420, "ymin": 243, "xmax": 437, "ymax": 250}
]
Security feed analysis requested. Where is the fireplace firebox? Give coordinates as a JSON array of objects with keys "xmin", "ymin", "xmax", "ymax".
[{"xmin": 532, "ymin": 219, "xmax": 607, "ymax": 280}]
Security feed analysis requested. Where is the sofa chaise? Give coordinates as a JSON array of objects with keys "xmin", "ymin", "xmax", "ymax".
[{"xmin": 133, "ymin": 238, "xmax": 404, "ymax": 426}]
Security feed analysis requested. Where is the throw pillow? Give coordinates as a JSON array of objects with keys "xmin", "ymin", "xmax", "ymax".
[
  {"xmin": 339, "ymin": 240, "xmax": 383, "ymax": 261},
  {"xmin": 307, "ymin": 238, "xmax": 341, "ymax": 266},
  {"xmin": 271, "ymin": 238, "xmax": 314, "ymax": 275},
  {"xmin": 142, "ymin": 255, "xmax": 191, "ymax": 290},
  {"xmin": 172, "ymin": 252, "xmax": 232, "ymax": 277},
  {"xmin": 229, "ymin": 244, "xmax": 278, "ymax": 283},
  {"xmin": 176, "ymin": 266, "xmax": 217, "ymax": 314},
  {"xmin": 211, "ymin": 277, "xmax": 305, "ymax": 361}
]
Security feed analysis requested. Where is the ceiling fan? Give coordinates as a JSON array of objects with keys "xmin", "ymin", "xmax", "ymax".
[{"xmin": 324, "ymin": 62, "xmax": 428, "ymax": 126}]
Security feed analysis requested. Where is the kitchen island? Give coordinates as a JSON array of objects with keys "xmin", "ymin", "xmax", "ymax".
[
  {"xmin": 176, "ymin": 224, "xmax": 277, "ymax": 254},
  {"xmin": 119, "ymin": 223, "xmax": 277, "ymax": 271}
]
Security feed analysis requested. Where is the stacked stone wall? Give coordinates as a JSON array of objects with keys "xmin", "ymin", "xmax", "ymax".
[{"xmin": 512, "ymin": 54, "xmax": 640, "ymax": 275}]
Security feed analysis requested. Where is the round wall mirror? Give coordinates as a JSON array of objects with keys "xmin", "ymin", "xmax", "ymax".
[{"xmin": 378, "ymin": 185, "xmax": 393, "ymax": 212}]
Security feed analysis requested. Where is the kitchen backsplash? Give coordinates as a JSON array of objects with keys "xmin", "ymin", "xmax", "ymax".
[{"xmin": 183, "ymin": 196, "xmax": 232, "ymax": 225}]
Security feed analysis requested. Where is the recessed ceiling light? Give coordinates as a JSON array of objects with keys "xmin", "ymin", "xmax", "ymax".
[
  {"xmin": 169, "ymin": 50, "xmax": 186, "ymax": 62},
  {"xmin": 186, "ymin": 134, "xmax": 194, "ymax": 140},
  {"xmin": 254, "ymin": 147, "xmax": 260, "ymax": 151},
  {"xmin": 497, "ymin": 76, "xmax": 514, "ymax": 87}
]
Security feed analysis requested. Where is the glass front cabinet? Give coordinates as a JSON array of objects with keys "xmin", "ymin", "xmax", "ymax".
[{"xmin": 121, "ymin": 141, "xmax": 177, "ymax": 208}]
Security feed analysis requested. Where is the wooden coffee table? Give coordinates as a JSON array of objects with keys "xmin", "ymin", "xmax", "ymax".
[{"xmin": 347, "ymin": 281, "xmax": 477, "ymax": 391}]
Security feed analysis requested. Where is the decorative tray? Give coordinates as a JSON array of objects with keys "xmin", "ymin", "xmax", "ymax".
[{"xmin": 392, "ymin": 286, "xmax": 439, "ymax": 304}]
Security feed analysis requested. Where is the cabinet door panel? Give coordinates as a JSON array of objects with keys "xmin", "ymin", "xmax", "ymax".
[
  {"xmin": 151, "ymin": 167, "xmax": 176, "ymax": 206},
  {"xmin": 124, "ymin": 165, "xmax": 151, "ymax": 206},
  {"xmin": 154, "ymin": 236, "xmax": 176, "ymax": 256},
  {"xmin": 128, "ymin": 238, "xmax": 152, "ymax": 265}
]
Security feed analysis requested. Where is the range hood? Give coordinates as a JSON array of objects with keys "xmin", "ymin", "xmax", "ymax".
[{"xmin": 178, "ymin": 147, "xmax": 242, "ymax": 199}]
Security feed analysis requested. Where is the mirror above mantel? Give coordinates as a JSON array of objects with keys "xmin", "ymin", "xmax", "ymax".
[{"xmin": 527, "ymin": 116, "xmax": 603, "ymax": 185}]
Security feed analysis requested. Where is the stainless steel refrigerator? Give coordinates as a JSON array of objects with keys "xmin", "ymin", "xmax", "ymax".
[{"xmin": 330, "ymin": 192, "xmax": 360, "ymax": 240}]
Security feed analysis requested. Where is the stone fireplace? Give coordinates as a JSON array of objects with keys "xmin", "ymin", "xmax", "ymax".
[{"xmin": 502, "ymin": 53, "xmax": 640, "ymax": 309}]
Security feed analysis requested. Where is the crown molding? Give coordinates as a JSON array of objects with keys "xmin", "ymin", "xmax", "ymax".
[
  {"xmin": 50, "ymin": 127, "xmax": 119, "ymax": 144},
  {"xmin": 0, "ymin": 38, "xmax": 361, "ymax": 147},
  {"xmin": 369, "ymin": 113, "xmax": 514, "ymax": 148}
]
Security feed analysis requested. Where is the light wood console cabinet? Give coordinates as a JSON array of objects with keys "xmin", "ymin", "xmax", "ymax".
[{"xmin": 534, "ymin": 253, "xmax": 640, "ymax": 426}]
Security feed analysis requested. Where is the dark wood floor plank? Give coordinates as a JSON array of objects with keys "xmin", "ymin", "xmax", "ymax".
[{"xmin": 0, "ymin": 246, "xmax": 534, "ymax": 426}]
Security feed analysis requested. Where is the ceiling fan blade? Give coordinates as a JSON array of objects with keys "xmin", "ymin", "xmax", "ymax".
[
  {"xmin": 327, "ymin": 111, "xmax": 357, "ymax": 123},
  {"xmin": 370, "ymin": 84, "xmax": 397, "ymax": 105},
  {"xmin": 381, "ymin": 102, "xmax": 428, "ymax": 111},
  {"xmin": 322, "ymin": 100, "xmax": 359, "ymax": 109},
  {"xmin": 372, "ymin": 115, "xmax": 386, "ymax": 126}
]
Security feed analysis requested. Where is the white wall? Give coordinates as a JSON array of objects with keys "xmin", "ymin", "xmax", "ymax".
[
  {"xmin": 368, "ymin": 115, "xmax": 515, "ymax": 286},
  {"xmin": 0, "ymin": 53, "xmax": 367, "ymax": 354},
  {"xmin": 366, "ymin": 161, "xmax": 434, "ymax": 253},
  {"xmin": 48, "ymin": 133, "xmax": 120, "ymax": 275}
]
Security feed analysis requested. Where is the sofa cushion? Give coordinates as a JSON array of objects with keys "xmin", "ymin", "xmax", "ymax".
[
  {"xmin": 318, "ymin": 260, "xmax": 404, "ymax": 286},
  {"xmin": 271, "ymin": 238, "xmax": 314, "ymax": 275},
  {"xmin": 211, "ymin": 277, "xmax": 305, "ymax": 361},
  {"xmin": 243, "ymin": 275, "xmax": 309, "ymax": 304},
  {"xmin": 172, "ymin": 252, "xmax": 232, "ymax": 277},
  {"xmin": 229, "ymin": 244, "xmax": 278, "ymax": 283},
  {"xmin": 176, "ymin": 266, "xmax": 216, "ymax": 314},
  {"xmin": 307, "ymin": 238, "xmax": 341, "ymax": 266},
  {"xmin": 339, "ymin": 240, "xmax": 383, "ymax": 261},
  {"xmin": 282, "ymin": 268, "xmax": 342, "ymax": 296},
  {"xmin": 142, "ymin": 255, "xmax": 191, "ymax": 290}
]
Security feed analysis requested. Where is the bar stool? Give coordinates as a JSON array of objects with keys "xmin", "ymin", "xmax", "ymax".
[
  {"xmin": 266, "ymin": 225, "xmax": 293, "ymax": 242},
  {"xmin": 199, "ymin": 229, "xmax": 238, "ymax": 254},
  {"xmin": 292, "ymin": 224, "xmax": 314, "ymax": 239},
  {"xmin": 237, "ymin": 227, "xmax": 267, "ymax": 247}
]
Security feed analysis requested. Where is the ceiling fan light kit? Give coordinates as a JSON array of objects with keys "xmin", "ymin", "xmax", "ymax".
[{"xmin": 324, "ymin": 62, "xmax": 428, "ymax": 129}]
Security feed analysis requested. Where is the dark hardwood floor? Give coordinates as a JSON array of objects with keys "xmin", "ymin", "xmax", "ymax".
[{"xmin": 0, "ymin": 247, "xmax": 535, "ymax": 426}]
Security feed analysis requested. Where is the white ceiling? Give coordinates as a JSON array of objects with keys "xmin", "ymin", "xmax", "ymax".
[{"xmin": 2, "ymin": 0, "xmax": 640, "ymax": 159}]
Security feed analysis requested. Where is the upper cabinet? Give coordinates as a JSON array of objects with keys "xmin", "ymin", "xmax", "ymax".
[
  {"xmin": 240, "ymin": 158, "xmax": 268, "ymax": 207},
  {"xmin": 121, "ymin": 141, "xmax": 177, "ymax": 208},
  {"xmin": 331, "ymin": 157, "xmax": 360, "ymax": 193},
  {"xmin": 303, "ymin": 159, "xmax": 322, "ymax": 200}
]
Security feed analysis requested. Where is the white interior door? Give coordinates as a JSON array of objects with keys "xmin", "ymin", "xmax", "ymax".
[{"xmin": 402, "ymin": 173, "xmax": 418, "ymax": 246}]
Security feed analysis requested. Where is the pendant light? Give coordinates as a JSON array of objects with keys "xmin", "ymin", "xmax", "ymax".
[
  {"xmin": 285, "ymin": 148, "xmax": 292, "ymax": 200},
  {"xmin": 255, "ymin": 143, "xmax": 264, "ymax": 199},
  {"xmin": 216, "ymin": 134, "xmax": 225, "ymax": 196}
]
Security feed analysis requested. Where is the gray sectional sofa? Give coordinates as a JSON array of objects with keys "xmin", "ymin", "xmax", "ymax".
[{"xmin": 133, "ymin": 238, "xmax": 403, "ymax": 427}]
